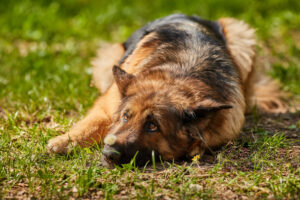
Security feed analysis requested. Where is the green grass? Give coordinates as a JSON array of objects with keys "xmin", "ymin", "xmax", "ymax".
[{"xmin": 0, "ymin": 0, "xmax": 299, "ymax": 199}]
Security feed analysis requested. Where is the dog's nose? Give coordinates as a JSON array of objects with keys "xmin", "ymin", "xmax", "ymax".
[{"xmin": 102, "ymin": 145, "xmax": 121, "ymax": 162}]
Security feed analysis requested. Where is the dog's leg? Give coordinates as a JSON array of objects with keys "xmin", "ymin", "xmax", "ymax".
[
  {"xmin": 47, "ymin": 84, "xmax": 121, "ymax": 154},
  {"xmin": 47, "ymin": 43, "xmax": 124, "ymax": 154}
]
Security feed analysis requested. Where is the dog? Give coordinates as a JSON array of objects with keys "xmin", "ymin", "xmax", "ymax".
[{"xmin": 47, "ymin": 14, "xmax": 289, "ymax": 167}]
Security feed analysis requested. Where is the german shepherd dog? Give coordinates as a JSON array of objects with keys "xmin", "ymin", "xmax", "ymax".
[{"xmin": 47, "ymin": 14, "xmax": 288, "ymax": 166}]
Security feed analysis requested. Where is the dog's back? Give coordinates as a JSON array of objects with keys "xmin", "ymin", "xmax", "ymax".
[{"xmin": 93, "ymin": 14, "xmax": 288, "ymax": 114}]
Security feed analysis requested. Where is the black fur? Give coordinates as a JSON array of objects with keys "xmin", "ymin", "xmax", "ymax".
[{"xmin": 120, "ymin": 14, "xmax": 238, "ymax": 103}]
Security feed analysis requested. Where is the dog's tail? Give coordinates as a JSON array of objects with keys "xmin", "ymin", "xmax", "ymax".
[
  {"xmin": 246, "ymin": 73, "xmax": 290, "ymax": 113},
  {"xmin": 219, "ymin": 18, "xmax": 291, "ymax": 113},
  {"xmin": 91, "ymin": 43, "xmax": 125, "ymax": 93}
]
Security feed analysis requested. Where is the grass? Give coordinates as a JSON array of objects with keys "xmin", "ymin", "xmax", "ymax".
[{"xmin": 0, "ymin": 0, "xmax": 299, "ymax": 199}]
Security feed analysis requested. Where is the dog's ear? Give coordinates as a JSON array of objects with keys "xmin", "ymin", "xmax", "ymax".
[
  {"xmin": 183, "ymin": 100, "xmax": 232, "ymax": 123},
  {"xmin": 182, "ymin": 101, "xmax": 232, "ymax": 144},
  {"xmin": 112, "ymin": 65, "xmax": 135, "ymax": 95}
]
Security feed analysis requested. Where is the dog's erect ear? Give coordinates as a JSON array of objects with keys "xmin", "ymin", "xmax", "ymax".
[
  {"xmin": 183, "ymin": 100, "xmax": 232, "ymax": 123},
  {"xmin": 112, "ymin": 65, "xmax": 135, "ymax": 95}
]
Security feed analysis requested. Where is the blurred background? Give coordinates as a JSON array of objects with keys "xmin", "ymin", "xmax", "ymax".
[
  {"xmin": 0, "ymin": 1, "xmax": 299, "ymax": 198},
  {"xmin": 0, "ymin": 0, "xmax": 299, "ymax": 113}
]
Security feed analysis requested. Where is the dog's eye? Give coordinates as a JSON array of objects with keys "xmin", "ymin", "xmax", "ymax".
[
  {"xmin": 145, "ymin": 122, "xmax": 158, "ymax": 133},
  {"xmin": 123, "ymin": 113, "xmax": 128, "ymax": 122}
]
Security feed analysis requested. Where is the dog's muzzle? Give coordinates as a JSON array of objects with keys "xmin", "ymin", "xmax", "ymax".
[
  {"xmin": 102, "ymin": 145, "xmax": 121, "ymax": 163},
  {"xmin": 101, "ymin": 134, "xmax": 154, "ymax": 167},
  {"xmin": 101, "ymin": 134, "xmax": 122, "ymax": 167}
]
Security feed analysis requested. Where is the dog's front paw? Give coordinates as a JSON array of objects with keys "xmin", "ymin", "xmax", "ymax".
[{"xmin": 47, "ymin": 134, "xmax": 77, "ymax": 154}]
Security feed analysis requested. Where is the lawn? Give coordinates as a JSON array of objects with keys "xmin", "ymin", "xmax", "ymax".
[{"xmin": 0, "ymin": 0, "xmax": 299, "ymax": 199}]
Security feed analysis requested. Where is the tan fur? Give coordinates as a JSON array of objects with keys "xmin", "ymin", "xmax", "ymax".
[
  {"xmin": 91, "ymin": 43, "xmax": 125, "ymax": 93},
  {"xmin": 48, "ymin": 17, "xmax": 290, "ymax": 161},
  {"xmin": 47, "ymin": 34, "xmax": 159, "ymax": 154},
  {"xmin": 47, "ymin": 84, "xmax": 121, "ymax": 153},
  {"xmin": 219, "ymin": 18, "xmax": 289, "ymax": 113},
  {"xmin": 121, "ymin": 32, "xmax": 160, "ymax": 73},
  {"xmin": 155, "ymin": 138, "xmax": 174, "ymax": 160},
  {"xmin": 219, "ymin": 18, "xmax": 256, "ymax": 83}
]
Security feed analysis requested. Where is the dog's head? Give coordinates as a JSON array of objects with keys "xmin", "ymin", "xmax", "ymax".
[{"xmin": 101, "ymin": 66, "xmax": 232, "ymax": 167}]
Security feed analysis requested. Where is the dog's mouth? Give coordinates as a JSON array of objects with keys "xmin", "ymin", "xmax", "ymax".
[
  {"xmin": 101, "ymin": 154, "xmax": 115, "ymax": 168},
  {"xmin": 101, "ymin": 145, "xmax": 158, "ymax": 168},
  {"xmin": 101, "ymin": 145, "xmax": 122, "ymax": 168}
]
